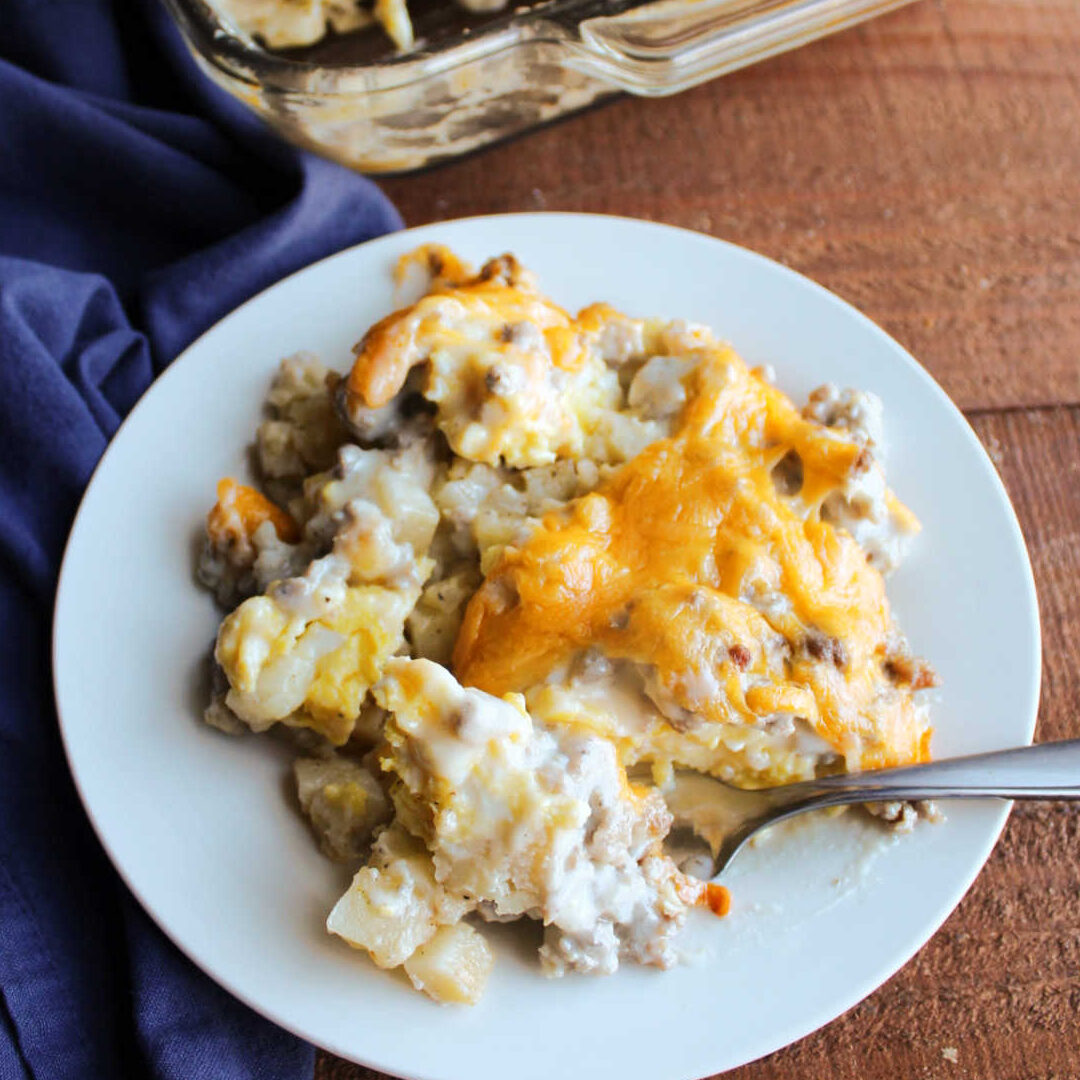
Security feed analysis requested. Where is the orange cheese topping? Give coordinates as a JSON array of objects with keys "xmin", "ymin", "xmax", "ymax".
[
  {"xmin": 393, "ymin": 243, "xmax": 474, "ymax": 291},
  {"xmin": 454, "ymin": 347, "xmax": 930, "ymax": 771},
  {"xmin": 345, "ymin": 284, "xmax": 581, "ymax": 409},
  {"xmin": 207, "ymin": 478, "xmax": 299, "ymax": 547},
  {"xmin": 347, "ymin": 251, "xmax": 591, "ymax": 415},
  {"xmin": 705, "ymin": 883, "xmax": 732, "ymax": 917}
]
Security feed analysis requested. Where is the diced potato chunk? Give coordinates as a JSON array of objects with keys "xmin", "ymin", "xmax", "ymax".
[
  {"xmin": 294, "ymin": 755, "xmax": 390, "ymax": 862},
  {"xmin": 403, "ymin": 922, "xmax": 494, "ymax": 1006},
  {"xmin": 326, "ymin": 827, "xmax": 467, "ymax": 969}
]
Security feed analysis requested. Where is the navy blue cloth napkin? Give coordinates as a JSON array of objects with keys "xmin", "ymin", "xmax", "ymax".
[{"xmin": 0, "ymin": 3, "xmax": 402, "ymax": 1077}]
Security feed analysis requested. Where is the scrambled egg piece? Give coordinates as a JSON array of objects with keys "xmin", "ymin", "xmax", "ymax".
[
  {"xmin": 341, "ymin": 250, "xmax": 665, "ymax": 468},
  {"xmin": 216, "ymin": 574, "xmax": 418, "ymax": 744},
  {"xmin": 209, "ymin": 440, "xmax": 438, "ymax": 743}
]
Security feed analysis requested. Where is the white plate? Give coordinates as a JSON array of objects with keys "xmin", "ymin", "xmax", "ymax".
[{"xmin": 53, "ymin": 214, "xmax": 1040, "ymax": 1080}]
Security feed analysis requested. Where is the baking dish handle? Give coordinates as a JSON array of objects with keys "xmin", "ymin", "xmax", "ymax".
[{"xmin": 571, "ymin": 0, "xmax": 915, "ymax": 96}]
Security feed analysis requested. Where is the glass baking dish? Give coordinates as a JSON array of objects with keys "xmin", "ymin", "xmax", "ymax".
[{"xmin": 164, "ymin": 0, "xmax": 914, "ymax": 173}]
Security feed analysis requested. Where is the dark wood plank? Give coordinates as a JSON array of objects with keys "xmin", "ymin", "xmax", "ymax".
[
  {"xmin": 381, "ymin": 0, "xmax": 1080, "ymax": 413},
  {"xmin": 976, "ymin": 406, "xmax": 1080, "ymax": 746}
]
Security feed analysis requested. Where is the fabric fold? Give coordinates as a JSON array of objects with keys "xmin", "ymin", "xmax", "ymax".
[{"xmin": 0, "ymin": 1, "xmax": 402, "ymax": 1077}]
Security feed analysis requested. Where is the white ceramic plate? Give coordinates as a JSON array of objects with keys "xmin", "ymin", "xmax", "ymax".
[{"xmin": 54, "ymin": 214, "xmax": 1040, "ymax": 1080}]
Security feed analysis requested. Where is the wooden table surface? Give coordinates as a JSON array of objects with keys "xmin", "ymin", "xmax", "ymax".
[{"xmin": 320, "ymin": 1, "xmax": 1080, "ymax": 1076}]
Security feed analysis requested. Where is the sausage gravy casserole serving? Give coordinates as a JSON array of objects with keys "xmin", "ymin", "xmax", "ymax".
[{"xmin": 196, "ymin": 245, "xmax": 937, "ymax": 1004}]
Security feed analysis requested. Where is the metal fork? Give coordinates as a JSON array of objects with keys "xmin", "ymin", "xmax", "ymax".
[{"xmin": 671, "ymin": 739, "xmax": 1080, "ymax": 878}]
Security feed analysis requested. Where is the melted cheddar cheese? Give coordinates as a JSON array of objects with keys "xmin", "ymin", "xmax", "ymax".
[
  {"xmin": 454, "ymin": 345, "xmax": 931, "ymax": 775},
  {"xmin": 199, "ymin": 246, "xmax": 935, "ymax": 1006},
  {"xmin": 342, "ymin": 252, "xmax": 663, "ymax": 469},
  {"xmin": 207, "ymin": 478, "xmax": 299, "ymax": 547}
]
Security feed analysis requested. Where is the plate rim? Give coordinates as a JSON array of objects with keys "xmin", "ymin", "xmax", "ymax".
[{"xmin": 52, "ymin": 211, "xmax": 1042, "ymax": 1079}]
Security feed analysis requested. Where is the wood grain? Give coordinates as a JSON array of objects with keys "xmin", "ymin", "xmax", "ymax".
[{"xmin": 319, "ymin": 1, "xmax": 1080, "ymax": 1075}]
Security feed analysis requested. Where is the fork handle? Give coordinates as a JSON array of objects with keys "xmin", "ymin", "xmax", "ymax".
[{"xmin": 796, "ymin": 738, "xmax": 1080, "ymax": 806}]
